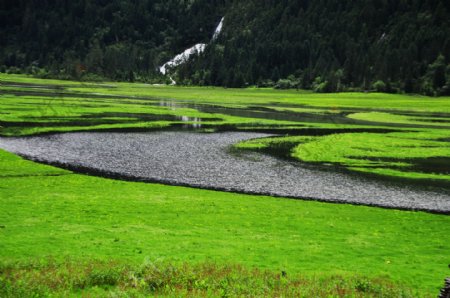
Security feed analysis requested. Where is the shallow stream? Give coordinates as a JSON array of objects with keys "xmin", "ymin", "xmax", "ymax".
[{"xmin": 1, "ymin": 131, "xmax": 448, "ymax": 213}]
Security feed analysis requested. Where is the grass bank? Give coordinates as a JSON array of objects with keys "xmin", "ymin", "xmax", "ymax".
[
  {"xmin": 0, "ymin": 259, "xmax": 427, "ymax": 297},
  {"xmin": 0, "ymin": 149, "xmax": 449, "ymax": 296}
]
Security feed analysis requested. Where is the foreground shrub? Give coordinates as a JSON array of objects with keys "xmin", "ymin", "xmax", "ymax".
[{"xmin": 0, "ymin": 259, "xmax": 427, "ymax": 297}]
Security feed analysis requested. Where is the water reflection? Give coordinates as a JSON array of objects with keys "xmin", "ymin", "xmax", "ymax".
[
  {"xmin": 159, "ymin": 100, "xmax": 185, "ymax": 111},
  {"xmin": 177, "ymin": 116, "xmax": 203, "ymax": 128}
]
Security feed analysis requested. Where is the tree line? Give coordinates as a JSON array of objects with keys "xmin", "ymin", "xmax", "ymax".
[
  {"xmin": 178, "ymin": 0, "xmax": 450, "ymax": 95},
  {"xmin": 0, "ymin": 0, "xmax": 228, "ymax": 82},
  {"xmin": 1, "ymin": 0, "xmax": 449, "ymax": 95}
]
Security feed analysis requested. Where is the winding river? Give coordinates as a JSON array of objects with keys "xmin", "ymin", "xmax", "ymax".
[{"xmin": 1, "ymin": 131, "xmax": 449, "ymax": 213}]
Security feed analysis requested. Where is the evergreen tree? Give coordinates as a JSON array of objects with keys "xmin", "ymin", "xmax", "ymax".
[{"xmin": 1, "ymin": 0, "xmax": 449, "ymax": 95}]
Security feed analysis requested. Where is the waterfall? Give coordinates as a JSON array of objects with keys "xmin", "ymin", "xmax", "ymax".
[
  {"xmin": 159, "ymin": 43, "xmax": 206, "ymax": 75},
  {"xmin": 159, "ymin": 17, "xmax": 225, "ymax": 78},
  {"xmin": 212, "ymin": 17, "xmax": 224, "ymax": 41}
]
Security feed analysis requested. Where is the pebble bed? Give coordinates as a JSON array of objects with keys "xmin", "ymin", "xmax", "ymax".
[{"xmin": 0, "ymin": 131, "xmax": 449, "ymax": 213}]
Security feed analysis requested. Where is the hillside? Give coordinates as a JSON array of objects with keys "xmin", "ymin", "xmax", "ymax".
[
  {"xmin": 1, "ymin": 0, "xmax": 449, "ymax": 94},
  {"xmin": 0, "ymin": 0, "xmax": 228, "ymax": 81},
  {"xmin": 180, "ymin": 0, "xmax": 450, "ymax": 95}
]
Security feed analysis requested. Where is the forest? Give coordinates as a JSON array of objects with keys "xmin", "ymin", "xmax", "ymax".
[
  {"xmin": 1, "ymin": 0, "xmax": 449, "ymax": 95},
  {"xmin": 0, "ymin": 0, "xmax": 229, "ymax": 81}
]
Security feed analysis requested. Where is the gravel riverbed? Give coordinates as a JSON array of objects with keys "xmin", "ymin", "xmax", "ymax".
[{"xmin": 0, "ymin": 131, "xmax": 449, "ymax": 213}]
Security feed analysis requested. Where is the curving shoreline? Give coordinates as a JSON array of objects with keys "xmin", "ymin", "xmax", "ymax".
[{"xmin": 0, "ymin": 131, "xmax": 449, "ymax": 213}]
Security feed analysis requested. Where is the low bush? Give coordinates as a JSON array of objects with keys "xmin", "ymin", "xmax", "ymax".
[{"xmin": 0, "ymin": 259, "xmax": 424, "ymax": 297}]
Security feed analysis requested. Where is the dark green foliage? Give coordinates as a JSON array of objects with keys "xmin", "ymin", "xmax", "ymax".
[
  {"xmin": 1, "ymin": 0, "xmax": 449, "ymax": 94},
  {"xmin": 372, "ymin": 80, "xmax": 387, "ymax": 93},
  {"xmin": 311, "ymin": 77, "xmax": 330, "ymax": 93},
  {"xmin": 0, "ymin": 0, "xmax": 229, "ymax": 82},
  {"xmin": 178, "ymin": 0, "xmax": 450, "ymax": 95},
  {"xmin": 421, "ymin": 54, "xmax": 449, "ymax": 95}
]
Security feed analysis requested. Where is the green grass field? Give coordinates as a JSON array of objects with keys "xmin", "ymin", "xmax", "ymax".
[
  {"xmin": 236, "ymin": 129, "xmax": 450, "ymax": 183},
  {"xmin": 1, "ymin": 74, "xmax": 449, "ymax": 296},
  {"xmin": 1, "ymin": 148, "xmax": 449, "ymax": 297}
]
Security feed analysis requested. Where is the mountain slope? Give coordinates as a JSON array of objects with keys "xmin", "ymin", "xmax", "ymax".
[
  {"xmin": 0, "ymin": 0, "xmax": 228, "ymax": 81},
  {"xmin": 178, "ymin": 0, "xmax": 450, "ymax": 94},
  {"xmin": 1, "ymin": 0, "xmax": 449, "ymax": 94}
]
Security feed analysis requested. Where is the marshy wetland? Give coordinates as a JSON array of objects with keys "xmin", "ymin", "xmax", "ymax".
[
  {"xmin": 1, "ymin": 74, "xmax": 449, "ymax": 191},
  {"xmin": 0, "ymin": 74, "xmax": 449, "ymax": 296}
]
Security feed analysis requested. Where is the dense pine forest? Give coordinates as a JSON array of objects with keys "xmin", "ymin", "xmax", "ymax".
[
  {"xmin": 1, "ymin": 0, "xmax": 449, "ymax": 95},
  {"xmin": 0, "ymin": 0, "xmax": 229, "ymax": 82}
]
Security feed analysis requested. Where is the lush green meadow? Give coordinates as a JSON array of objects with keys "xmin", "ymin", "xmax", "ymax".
[
  {"xmin": 1, "ymin": 74, "xmax": 450, "ymax": 296},
  {"xmin": 1, "ymin": 149, "xmax": 449, "ymax": 297},
  {"xmin": 236, "ymin": 129, "xmax": 450, "ymax": 183}
]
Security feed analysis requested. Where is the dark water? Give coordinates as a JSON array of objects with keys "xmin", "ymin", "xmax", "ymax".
[
  {"xmin": 0, "ymin": 131, "xmax": 449, "ymax": 213},
  {"xmin": 4, "ymin": 82, "xmax": 449, "ymax": 129}
]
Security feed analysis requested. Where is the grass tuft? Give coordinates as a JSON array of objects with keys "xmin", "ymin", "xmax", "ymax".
[{"xmin": 0, "ymin": 259, "xmax": 425, "ymax": 297}]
